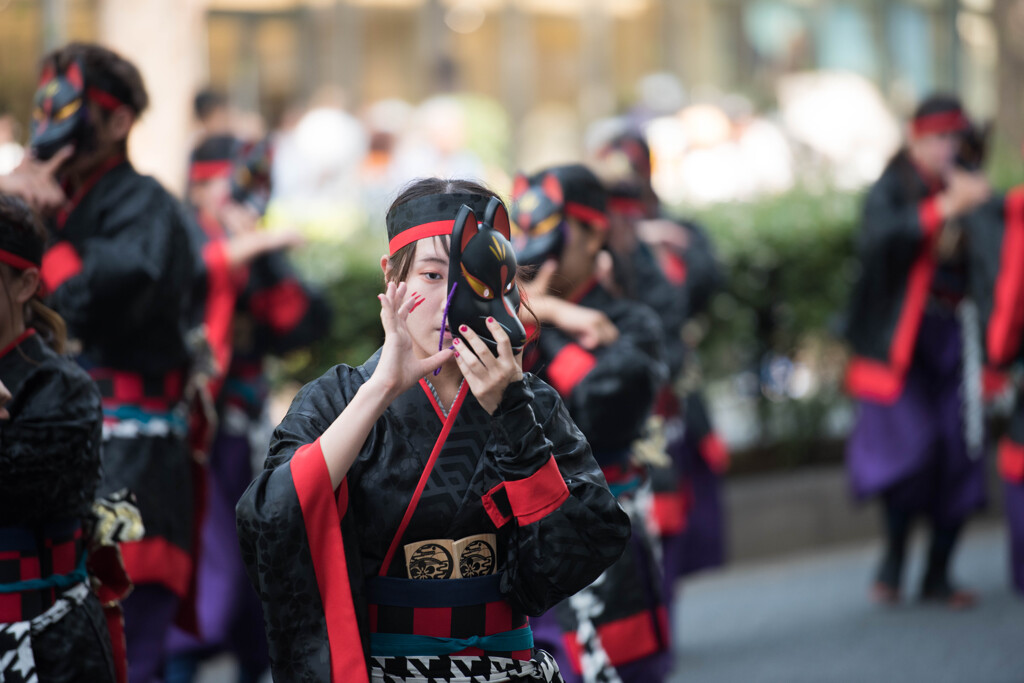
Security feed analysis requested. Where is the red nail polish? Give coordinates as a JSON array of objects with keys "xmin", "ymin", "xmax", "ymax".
[
  {"xmin": 459, "ymin": 325, "xmax": 468, "ymax": 332},
  {"xmin": 454, "ymin": 351, "xmax": 460, "ymax": 358},
  {"xmin": 453, "ymin": 338, "xmax": 460, "ymax": 345},
  {"xmin": 487, "ymin": 317, "xmax": 494, "ymax": 323}
]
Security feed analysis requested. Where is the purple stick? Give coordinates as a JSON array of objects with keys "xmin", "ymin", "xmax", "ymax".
[{"xmin": 434, "ymin": 282, "xmax": 458, "ymax": 376}]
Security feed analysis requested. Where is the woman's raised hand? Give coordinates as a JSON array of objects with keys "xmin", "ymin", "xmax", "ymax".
[
  {"xmin": 452, "ymin": 318, "xmax": 523, "ymax": 414},
  {"xmin": 372, "ymin": 281, "xmax": 453, "ymax": 400}
]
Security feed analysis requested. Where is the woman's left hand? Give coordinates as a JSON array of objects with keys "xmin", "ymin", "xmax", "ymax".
[{"xmin": 453, "ymin": 318, "xmax": 523, "ymax": 414}]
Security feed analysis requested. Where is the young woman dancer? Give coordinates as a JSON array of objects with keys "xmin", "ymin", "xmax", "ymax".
[
  {"xmin": 237, "ymin": 178, "xmax": 630, "ymax": 682},
  {"xmin": 0, "ymin": 193, "xmax": 114, "ymax": 682}
]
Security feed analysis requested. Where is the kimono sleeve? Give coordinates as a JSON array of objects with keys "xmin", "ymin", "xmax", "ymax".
[
  {"xmin": 480, "ymin": 378, "xmax": 630, "ymax": 616},
  {"xmin": 44, "ymin": 181, "xmax": 198, "ymax": 338},
  {"xmin": 0, "ymin": 359, "xmax": 102, "ymax": 525},
  {"xmin": 235, "ymin": 367, "xmax": 372, "ymax": 682},
  {"xmin": 246, "ymin": 251, "xmax": 332, "ymax": 356},
  {"xmin": 538, "ymin": 301, "xmax": 667, "ymax": 458}
]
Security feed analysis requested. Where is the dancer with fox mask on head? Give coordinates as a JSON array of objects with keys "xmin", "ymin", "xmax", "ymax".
[{"xmin": 236, "ymin": 177, "xmax": 629, "ymax": 682}]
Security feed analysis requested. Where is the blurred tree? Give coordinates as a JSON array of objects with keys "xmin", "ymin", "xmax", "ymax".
[{"xmin": 996, "ymin": 0, "xmax": 1024, "ymax": 151}]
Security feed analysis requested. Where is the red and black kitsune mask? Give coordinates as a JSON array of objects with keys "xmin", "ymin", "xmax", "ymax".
[
  {"xmin": 447, "ymin": 198, "xmax": 526, "ymax": 354},
  {"xmin": 30, "ymin": 58, "xmax": 90, "ymax": 161},
  {"xmin": 30, "ymin": 57, "xmax": 133, "ymax": 161}
]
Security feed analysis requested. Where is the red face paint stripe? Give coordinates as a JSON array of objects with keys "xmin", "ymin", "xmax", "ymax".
[
  {"xmin": 291, "ymin": 439, "xmax": 370, "ymax": 683},
  {"xmin": 379, "ymin": 384, "xmax": 470, "ymax": 576},
  {"xmin": 503, "ymin": 455, "xmax": 569, "ymax": 525},
  {"xmin": 388, "ymin": 220, "xmax": 456, "ymax": 255}
]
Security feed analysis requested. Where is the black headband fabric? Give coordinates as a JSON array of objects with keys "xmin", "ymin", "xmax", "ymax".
[{"xmin": 385, "ymin": 192, "xmax": 495, "ymax": 255}]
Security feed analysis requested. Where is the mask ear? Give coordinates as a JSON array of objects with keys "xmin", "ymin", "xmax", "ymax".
[
  {"xmin": 450, "ymin": 204, "xmax": 478, "ymax": 264},
  {"xmin": 542, "ymin": 173, "xmax": 563, "ymax": 204},
  {"xmin": 483, "ymin": 197, "xmax": 510, "ymax": 240},
  {"xmin": 37, "ymin": 62, "xmax": 56, "ymax": 89},
  {"xmin": 65, "ymin": 60, "xmax": 84, "ymax": 91},
  {"xmin": 512, "ymin": 173, "xmax": 529, "ymax": 201}
]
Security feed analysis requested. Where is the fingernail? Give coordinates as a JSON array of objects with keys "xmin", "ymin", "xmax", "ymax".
[
  {"xmin": 454, "ymin": 351, "xmax": 460, "ymax": 358},
  {"xmin": 453, "ymin": 338, "xmax": 460, "ymax": 345},
  {"xmin": 487, "ymin": 317, "xmax": 494, "ymax": 323},
  {"xmin": 459, "ymin": 325, "xmax": 468, "ymax": 332}
]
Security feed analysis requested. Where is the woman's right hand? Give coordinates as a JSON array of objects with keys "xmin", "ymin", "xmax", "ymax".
[{"xmin": 371, "ymin": 281, "xmax": 453, "ymax": 400}]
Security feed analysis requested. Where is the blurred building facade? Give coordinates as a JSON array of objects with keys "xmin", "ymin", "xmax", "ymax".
[{"xmin": 0, "ymin": 0, "xmax": 1000, "ymax": 191}]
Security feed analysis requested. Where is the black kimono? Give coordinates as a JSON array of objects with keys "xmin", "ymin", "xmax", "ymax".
[
  {"xmin": 523, "ymin": 280, "xmax": 669, "ymax": 682},
  {"xmin": 0, "ymin": 329, "xmax": 115, "ymax": 683},
  {"xmin": 39, "ymin": 157, "xmax": 199, "ymax": 602},
  {"xmin": 963, "ymin": 188, "xmax": 1024, "ymax": 593},
  {"xmin": 236, "ymin": 351, "xmax": 629, "ymax": 682}
]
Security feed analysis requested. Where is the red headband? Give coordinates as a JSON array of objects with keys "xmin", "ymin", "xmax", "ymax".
[
  {"xmin": 912, "ymin": 110, "xmax": 969, "ymax": 138},
  {"xmin": 0, "ymin": 249, "xmax": 39, "ymax": 272},
  {"xmin": 189, "ymin": 160, "xmax": 234, "ymax": 183},
  {"xmin": 565, "ymin": 202, "xmax": 608, "ymax": 230},
  {"xmin": 388, "ymin": 219, "xmax": 457, "ymax": 256}
]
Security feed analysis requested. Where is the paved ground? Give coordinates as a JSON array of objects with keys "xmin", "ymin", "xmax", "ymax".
[
  {"xmin": 197, "ymin": 523, "xmax": 1021, "ymax": 682},
  {"xmin": 669, "ymin": 523, "xmax": 1024, "ymax": 683}
]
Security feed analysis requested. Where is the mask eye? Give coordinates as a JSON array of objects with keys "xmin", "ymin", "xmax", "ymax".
[
  {"xmin": 504, "ymin": 281, "xmax": 514, "ymax": 294},
  {"xmin": 461, "ymin": 263, "xmax": 494, "ymax": 300},
  {"xmin": 54, "ymin": 99, "xmax": 81, "ymax": 122},
  {"xmin": 532, "ymin": 213, "xmax": 562, "ymax": 236}
]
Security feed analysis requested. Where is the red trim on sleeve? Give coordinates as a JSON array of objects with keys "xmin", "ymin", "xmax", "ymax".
[
  {"xmin": 999, "ymin": 438, "xmax": 1024, "ymax": 484},
  {"xmin": 845, "ymin": 210, "xmax": 939, "ymax": 404},
  {"xmin": 378, "ymin": 384, "xmax": 470, "ymax": 577},
  {"xmin": 201, "ymin": 240, "xmax": 239, "ymax": 393},
  {"xmin": 699, "ymin": 432, "xmax": 730, "ymax": 474},
  {"xmin": 40, "ymin": 241, "xmax": 83, "ymax": 293},
  {"xmin": 596, "ymin": 607, "xmax": 669, "ymax": 666},
  {"xmin": 481, "ymin": 483, "xmax": 513, "ymax": 529},
  {"xmin": 250, "ymin": 279, "xmax": 311, "ymax": 335},
  {"xmin": 388, "ymin": 220, "xmax": 456, "ymax": 255},
  {"xmin": 988, "ymin": 189, "xmax": 1024, "ymax": 366},
  {"xmin": 650, "ymin": 490, "xmax": 688, "ymax": 536},
  {"xmin": 291, "ymin": 438, "xmax": 369, "ymax": 683},
  {"xmin": 983, "ymin": 367, "xmax": 1010, "ymax": 400},
  {"xmin": 844, "ymin": 356, "xmax": 905, "ymax": 405},
  {"xmin": 502, "ymin": 455, "xmax": 569, "ymax": 526},
  {"xmin": 118, "ymin": 537, "xmax": 192, "ymax": 597},
  {"xmin": 658, "ymin": 250, "xmax": 687, "ymax": 286},
  {"xmin": 546, "ymin": 343, "xmax": 597, "ymax": 397},
  {"xmin": 917, "ymin": 197, "xmax": 944, "ymax": 239}
]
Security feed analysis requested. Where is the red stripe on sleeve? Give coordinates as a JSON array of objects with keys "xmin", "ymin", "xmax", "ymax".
[
  {"xmin": 917, "ymin": 196, "xmax": 944, "ymax": 239},
  {"xmin": 201, "ymin": 240, "xmax": 239, "ymax": 393},
  {"xmin": 40, "ymin": 241, "xmax": 83, "ymax": 293},
  {"xmin": 698, "ymin": 432, "xmax": 730, "ymax": 474},
  {"xmin": 998, "ymin": 438, "xmax": 1024, "ymax": 484},
  {"xmin": 250, "ymin": 279, "xmax": 310, "ymax": 335},
  {"xmin": 291, "ymin": 438, "xmax": 369, "ymax": 683},
  {"xmin": 988, "ymin": 189, "xmax": 1024, "ymax": 366},
  {"xmin": 118, "ymin": 537, "xmax": 192, "ymax": 597},
  {"xmin": 844, "ymin": 356, "xmax": 904, "ymax": 404},
  {"xmin": 503, "ymin": 455, "xmax": 569, "ymax": 526},
  {"xmin": 546, "ymin": 343, "xmax": 596, "ymax": 396}
]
